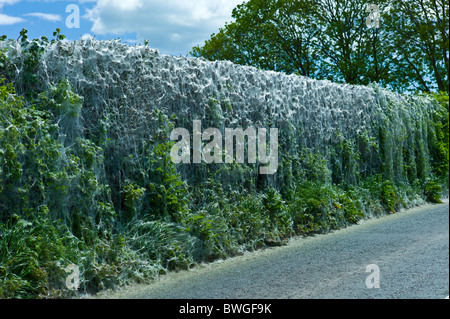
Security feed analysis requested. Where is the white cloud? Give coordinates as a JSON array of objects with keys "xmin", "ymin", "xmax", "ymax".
[
  {"xmin": 80, "ymin": 33, "xmax": 94, "ymax": 40},
  {"xmin": 0, "ymin": 0, "xmax": 22, "ymax": 25},
  {"xmin": 24, "ymin": 12, "xmax": 62, "ymax": 22},
  {"xmin": 85, "ymin": 0, "xmax": 246, "ymax": 54},
  {"xmin": 0, "ymin": 0, "xmax": 21, "ymax": 9},
  {"xmin": 0, "ymin": 12, "xmax": 24, "ymax": 25}
]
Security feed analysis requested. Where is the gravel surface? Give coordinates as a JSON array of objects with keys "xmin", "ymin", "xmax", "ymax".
[{"xmin": 93, "ymin": 201, "xmax": 449, "ymax": 299}]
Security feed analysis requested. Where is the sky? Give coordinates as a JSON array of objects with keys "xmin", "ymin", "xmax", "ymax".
[{"xmin": 0, "ymin": 0, "xmax": 246, "ymax": 55}]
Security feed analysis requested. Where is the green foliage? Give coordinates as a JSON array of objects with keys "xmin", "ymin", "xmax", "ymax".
[
  {"xmin": 122, "ymin": 181, "xmax": 146, "ymax": 221},
  {"xmin": 297, "ymin": 148, "xmax": 331, "ymax": 184},
  {"xmin": 126, "ymin": 219, "xmax": 197, "ymax": 271},
  {"xmin": 0, "ymin": 28, "xmax": 67, "ymax": 97},
  {"xmin": 0, "ymin": 78, "xmax": 138, "ymax": 297},
  {"xmin": 38, "ymin": 79, "xmax": 83, "ymax": 117},
  {"xmin": 192, "ymin": 0, "xmax": 448, "ymax": 93},
  {"xmin": 423, "ymin": 178, "xmax": 443, "ymax": 204},
  {"xmin": 382, "ymin": 0, "xmax": 449, "ymax": 92},
  {"xmin": 359, "ymin": 175, "xmax": 407, "ymax": 213},
  {"xmin": 331, "ymin": 133, "xmax": 361, "ymax": 185},
  {"xmin": 0, "ymin": 78, "xmax": 58, "ymax": 217},
  {"xmin": 0, "ymin": 210, "xmax": 154, "ymax": 298},
  {"xmin": 289, "ymin": 181, "xmax": 366, "ymax": 234},
  {"xmin": 0, "ymin": 214, "xmax": 58, "ymax": 298},
  {"xmin": 146, "ymin": 141, "xmax": 189, "ymax": 221},
  {"xmin": 428, "ymin": 92, "xmax": 449, "ymax": 189},
  {"xmin": 289, "ymin": 182, "xmax": 332, "ymax": 234},
  {"xmin": 262, "ymin": 187, "xmax": 292, "ymax": 243},
  {"xmin": 380, "ymin": 180, "xmax": 400, "ymax": 213},
  {"xmin": 52, "ymin": 28, "xmax": 66, "ymax": 42}
]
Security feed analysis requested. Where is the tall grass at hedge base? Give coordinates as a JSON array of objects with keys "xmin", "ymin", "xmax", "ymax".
[
  {"xmin": 0, "ymin": 210, "xmax": 163, "ymax": 298},
  {"xmin": 0, "ymin": 177, "xmax": 434, "ymax": 298}
]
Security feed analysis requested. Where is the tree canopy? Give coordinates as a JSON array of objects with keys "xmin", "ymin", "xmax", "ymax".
[{"xmin": 191, "ymin": 0, "xmax": 449, "ymax": 93}]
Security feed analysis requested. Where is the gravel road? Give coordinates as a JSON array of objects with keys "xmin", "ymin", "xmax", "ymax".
[{"xmin": 94, "ymin": 201, "xmax": 449, "ymax": 299}]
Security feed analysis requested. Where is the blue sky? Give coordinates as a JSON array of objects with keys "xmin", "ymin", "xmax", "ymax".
[{"xmin": 0, "ymin": 0, "xmax": 246, "ymax": 55}]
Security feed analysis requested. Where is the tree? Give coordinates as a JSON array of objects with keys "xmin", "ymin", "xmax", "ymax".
[
  {"xmin": 311, "ymin": 0, "xmax": 394, "ymax": 85},
  {"xmin": 191, "ymin": 0, "xmax": 449, "ymax": 93},
  {"xmin": 192, "ymin": 0, "xmax": 319, "ymax": 77},
  {"xmin": 382, "ymin": 0, "xmax": 449, "ymax": 92}
]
